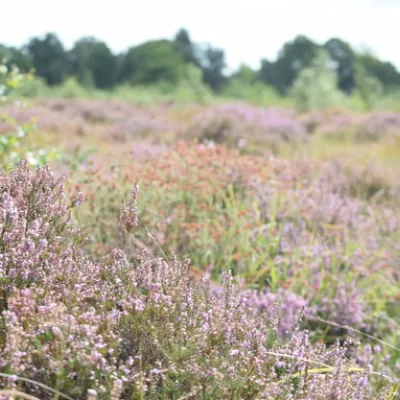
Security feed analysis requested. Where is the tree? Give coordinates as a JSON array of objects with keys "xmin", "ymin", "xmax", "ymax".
[
  {"xmin": 324, "ymin": 38, "xmax": 356, "ymax": 93},
  {"xmin": 27, "ymin": 33, "xmax": 70, "ymax": 85},
  {"xmin": 173, "ymin": 28, "xmax": 198, "ymax": 65},
  {"xmin": 0, "ymin": 45, "xmax": 33, "ymax": 72},
  {"xmin": 258, "ymin": 59, "xmax": 284, "ymax": 92},
  {"xmin": 357, "ymin": 52, "xmax": 400, "ymax": 92},
  {"xmin": 118, "ymin": 40, "xmax": 185, "ymax": 85},
  {"xmin": 179, "ymin": 64, "xmax": 212, "ymax": 104},
  {"xmin": 69, "ymin": 38, "xmax": 95, "ymax": 88},
  {"xmin": 354, "ymin": 60, "xmax": 383, "ymax": 110},
  {"xmin": 197, "ymin": 45, "xmax": 227, "ymax": 91},
  {"xmin": 223, "ymin": 64, "xmax": 281, "ymax": 106},
  {"xmin": 70, "ymin": 37, "xmax": 117, "ymax": 89},
  {"xmin": 173, "ymin": 30, "xmax": 227, "ymax": 92},
  {"xmin": 231, "ymin": 64, "xmax": 257, "ymax": 84},
  {"xmin": 259, "ymin": 35, "xmax": 319, "ymax": 94},
  {"xmin": 290, "ymin": 49, "xmax": 344, "ymax": 113}
]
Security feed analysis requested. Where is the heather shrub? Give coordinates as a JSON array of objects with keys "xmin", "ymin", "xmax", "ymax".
[
  {"xmin": 0, "ymin": 162, "xmax": 397, "ymax": 399},
  {"xmin": 0, "ymin": 162, "xmax": 82, "ymax": 283},
  {"xmin": 322, "ymin": 160, "xmax": 399, "ymax": 203},
  {"xmin": 181, "ymin": 103, "xmax": 307, "ymax": 152},
  {"xmin": 1, "ymin": 80, "xmax": 400, "ymax": 398},
  {"xmin": 71, "ymin": 143, "xmax": 399, "ymax": 348},
  {"xmin": 1, "ymin": 101, "xmax": 92, "ymax": 140},
  {"xmin": 299, "ymin": 109, "xmax": 362, "ymax": 136},
  {"xmin": 43, "ymin": 98, "xmax": 122, "ymax": 123},
  {"xmin": 103, "ymin": 112, "xmax": 173, "ymax": 143},
  {"xmin": 355, "ymin": 112, "xmax": 400, "ymax": 142}
]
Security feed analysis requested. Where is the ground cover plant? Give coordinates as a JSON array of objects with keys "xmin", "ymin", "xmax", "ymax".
[
  {"xmin": 1, "ymin": 66, "xmax": 400, "ymax": 398},
  {"xmin": 0, "ymin": 158, "xmax": 399, "ymax": 400}
]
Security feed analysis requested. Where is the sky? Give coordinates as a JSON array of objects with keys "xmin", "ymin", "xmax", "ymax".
[{"xmin": 1, "ymin": 0, "xmax": 400, "ymax": 72}]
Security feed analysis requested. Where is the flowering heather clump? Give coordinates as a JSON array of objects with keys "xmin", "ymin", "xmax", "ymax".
[
  {"xmin": 103, "ymin": 113, "xmax": 173, "ymax": 143},
  {"xmin": 69, "ymin": 141, "xmax": 400, "ymax": 362},
  {"xmin": 244, "ymin": 288, "xmax": 308, "ymax": 337},
  {"xmin": 218, "ymin": 103, "xmax": 306, "ymax": 138},
  {"xmin": 244, "ymin": 284, "xmax": 366, "ymax": 341},
  {"xmin": 182, "ymin": 103, "xmax": 306, "ymax": 150},
  {"xmin": 1, "ymin": 102, "xmax": 88, "ymax": 137},
  {"xmin": 0, "ymin": 162, "xmax": 397, "ymax": 399},
  {"xmin": 300, "ymin": 109, "xmax": 363, "ymax": 135},
  {"xmin": 0, "ymin": 161, "xmax": 82, "ymax": 294},
  {"xmin": 41, "ymin": 99, "xmax": 133, "ymax": 123},
  {"xmin": 2, "ymin": 99, "xmax": 176, "ymax": 144},
  {"xmin": 356, "ymin": 111, "xmax": 400, "ymax": 142},
  {"xmin": 40, "ymin": 99, "xmax": 176, "ymax": 143},
  {"xmin": 321, "ymin": 160, "xmax": 399, "ymax": 203}
]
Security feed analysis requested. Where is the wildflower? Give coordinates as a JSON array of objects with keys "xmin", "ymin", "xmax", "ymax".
[
  {"xmin": 119, "ymin": 184, "xmax": 139, "ymax": 232},
  {"xmin": 51, "ymin": 326, "xmax": 63, "ymax": 340},
  {"xmin": 87, "ymin": 389, "xmax": 97, "ymax": 400}
]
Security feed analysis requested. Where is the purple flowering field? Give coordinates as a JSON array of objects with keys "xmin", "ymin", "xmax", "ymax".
[{"xmin": 1, "ymin": 98, "xmax": 400, "ymax": 399}]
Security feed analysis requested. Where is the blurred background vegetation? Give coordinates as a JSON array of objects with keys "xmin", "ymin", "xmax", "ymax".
[{"xmin": 2, "ymin": 29, "xmax": 400, "ymax": 111}]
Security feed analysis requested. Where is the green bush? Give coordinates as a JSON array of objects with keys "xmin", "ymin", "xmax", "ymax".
[
  {"xmin": 354, "ymin": 62, "xmax": 384, "ymax": 111},
  {"xmin": 53, "ymin": 76, "xmax": 89, "ymax": 99},
  {"xmin": 0, "ymin": 62, "xmax": 60, "ymax": 168},
  {"xmin": 11, "ymin": 75, "xmax": 49, "ymax": 98},
  {"xmin": 222, "ymin": 79, "xmax": 285, "ymax": 107},
  {"xmin": 290, "ymin": 49, "xmax": 345, "ymax": 113}
]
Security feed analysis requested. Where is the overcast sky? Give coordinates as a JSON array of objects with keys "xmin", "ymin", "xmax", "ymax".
[{"xmin": 1, "ymin": 0, "xmax": 400, "ymax": 71}]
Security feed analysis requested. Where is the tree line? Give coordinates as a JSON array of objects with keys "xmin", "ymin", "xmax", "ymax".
[{"xmin": 1, "ymin": 29, "xmax": 400, "ymax": 95}]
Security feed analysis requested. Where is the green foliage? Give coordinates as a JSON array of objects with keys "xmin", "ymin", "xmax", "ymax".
[
  {"xmin": 109, "ymin": 84, "xmax": 166, "ymax": 105},
  {"xmin": 0, "ymin": 44, "xmax": 33, "ymax": 72},
  {"xmin": 197, "ymin": 44, "xmax": 227, "ymax": 91},
  {"xmin": 27, "ymin": 33, "xmax": 70, "ymax": 85},
  {"xmin": 70, "ymin": 37, "xmax": 117, "ymax": 89},
  {"xmin": 109, "ymin": 80, "xmax": 213, "ymax": 106},
  {"xmin": 178, "ymin": 64, "xmax": 213, "ymax": 103},
  {"xmin": 355, "ymin": 60, "xmax": 384, "ymax": 110},
  {"xmin": 119, "ymin": 40, "xmax": 185, "ymax": 85},
  {"xmin": 346, "ymin": 90, "xmax": 371, "ymax": 112},
  {"xmin": 290, "ymin": 49, "xmax": 344, "ymax": 113},
  {"xmin": 54, "ymin": 76, "xmax": 89, "ymax": 99},
  {"xmin": 47, "ymin": 77, "xmax": 91, "ymax": 99},
  {"xmin": 11, "ymin": 76, "xmax": 49, "ymax": 98},
  {"xmin": 233, "ymin": 64, "xmax": 258, "ymax": 83},
  {"xmin": 58, "ymin": 146, "xmax": 98, "ymax": 171},
  {"xmin": 374, "ymin": 89, "xmax": 400, "ymax": 111},
  {"xmin": 0, "ymin": 62, "xmax": 60, "ymax": 168},
  {"xmin": 173, "ymin": 30, "xmax": 228, "ymax": 93},
  {"xmin": 2, "ymin": 29, "xmax": 400, "ymax": 107},
  {"xmin": 0, "ymin": 64, "xmax": 24, "ymax": 96},
  {"xmin": 324, "ymin": 38, "xmax": 356, "ymax": 93},
  {"xmin": 358, "ymin": 51, "xmax": 400, "ymax": 92},
  {"xmin": 222, "ymin": 65, "xmax": 284, "ymax": 106},
  {"xmin": 259, "ymin": 35, "xmax": 320, "ymax": 94},
  {"xmin": 173, "ymin": 28, "xmax": 198, "ymax": 65}
]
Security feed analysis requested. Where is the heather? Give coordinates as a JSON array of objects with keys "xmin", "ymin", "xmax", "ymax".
[
  {"xmin": 1, "ymin": 70, "xmax": 400, "ymax": 398},
  {"xmin": 0, "ymin": 161, "xmax": 398, "ymax": 400}
]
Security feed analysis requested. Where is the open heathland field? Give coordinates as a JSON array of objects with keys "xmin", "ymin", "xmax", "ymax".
[{"xmin": 1, "ymin": 96, "xmax": 400, "ymax": 399}]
